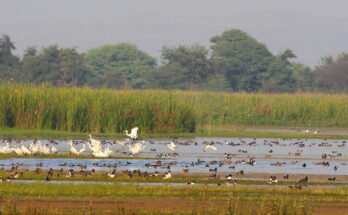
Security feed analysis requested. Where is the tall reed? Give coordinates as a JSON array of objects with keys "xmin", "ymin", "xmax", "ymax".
[
  {"xmin": 0, "ymin": 83, "xmax": 347, "ymax": 134},
  {"xmin": 0, "ymin": 83, "xmax": 195, "ymax": 133}
]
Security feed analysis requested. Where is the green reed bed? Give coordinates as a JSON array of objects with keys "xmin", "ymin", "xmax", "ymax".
[
  {"xmin": 0, "ymin": 83, "xmax": 195, "ymax": 133},
  {"xmin": 0, "ymin": 83, "xmax": 347, "ymax": 135},
  {"xmin": 175, "ymin": 91, "xmax": 348, "ymax": 128}
]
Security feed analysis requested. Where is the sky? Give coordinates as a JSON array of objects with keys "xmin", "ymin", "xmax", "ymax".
[{"xmin": 1, "ymin": 0, "xmax": 348, "ymax": 67}]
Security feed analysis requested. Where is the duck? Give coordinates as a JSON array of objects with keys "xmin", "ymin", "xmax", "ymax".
[
  {"xmin": 267, "ymin": 176, "xmax": 278, "ymax": 184},
  {"xmin": 298, "ymin": 176, "xmax": 308, "ymax": 183}
]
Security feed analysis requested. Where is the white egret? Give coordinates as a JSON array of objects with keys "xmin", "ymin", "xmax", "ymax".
[
  {"xmin": 88, "ymin": 134, "xmax": 102, "ymax": 153},
  {"xmin": 29, "ymin": 141, "xmax": 39, "ymax": 154},
  {"xmin": 20, "ymin": 145, "xmax": 31, "ymax": 155},
  {"xmin": 92, "ymin": 150, "xmax": 110, "ymax": 158},
  {"xmin": 203, "ymin": 145, "xmax": 217, "ymax": 152},
  {"xmin": 167, "ymin": 142, "xmax": 177, "ymax": 151},
  {"xmin": 128, "ymin": 141, "xmax": 145, "ymax": 155},
  {"xmin": 68, "ymin": 141, "xmax": 85, "ymax": 155},
  {"xmin": 103, "ymin": 144, "xmax": 113, "ymax": 156},
  {"xmin": 50, "ymin": 145, "xmax": 58, "ymax": 154},
  {"xmin": 124, "ymin": 127, "xmax": 138, "ymax": 140}
]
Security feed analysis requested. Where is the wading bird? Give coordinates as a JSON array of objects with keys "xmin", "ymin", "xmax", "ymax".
[
  {"xmin": 125, "ymin": 127, "xmax": 138, "ymax": 140},
  {"xmin": 128, "ymin": 141, "xmax": 145, "ymax": 155}
]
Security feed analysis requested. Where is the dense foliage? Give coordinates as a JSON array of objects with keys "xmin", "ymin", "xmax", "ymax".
[{"xmin": 0, "ymin": 29, "xmax": 347, "ymax": 92}]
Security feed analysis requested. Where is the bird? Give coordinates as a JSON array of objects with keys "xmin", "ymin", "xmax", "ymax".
[
  {"xmin": 92, "ymin": 150, "xmax": 111, "ymax": 158},
  {"xmin": 12, "ymin": 146, "xmax": 24, "ymax": 155},
  {"xmin": 163, "ymin": 171, "xmax": 171, "ymax": 180},
  {"xmin": 107, "ymin": 169, "xmax": 116, "ymax": 178},
  {"xmin": 267, "ymin": 176, "xmax": 278, "ymax": 184},
  {"xmin": 88, "ymin": 135, "xmax": 102, "ymax": 153},
  {"xmin": 68, "ymin": 141, "xmax": 86, "ymax": 155},
  {"xmin": 20, "ymin": 145, "xmax": 31, "ymax": 155},
  {"xmin": 203, "ymin": 145, "xmax": 217, "ymax": 152},
  {"xmin": 128, "ymin": 141, "xmax": 145, "ymax": 155},
  {"xmin": 225, "ymin": 174, "xmax": 233, "ymax": 180},
  {"xmin": 50, "ymin": 145, "xmax": 58, "ymax": 154},
  {"xmin": 29, "ymin": 141, "xmax": 39, "ymax": 154},
  {"xmin": 125, "ymin": 127, "xmax": 139, "ymax": 140},
  {"xmin": 0, "ymin": 142, "xmax": 12, "ymax": 154},
  {"xmin": 298, "ymin": 176, "xmax": 308, "ymax": 183},
  {"xmin": 167, "ymin": 142, "xmax": 177, "ymax": 151},
  {"xmin": 103, "ymin": 144, "xmax": 113, "ymax": 156}
]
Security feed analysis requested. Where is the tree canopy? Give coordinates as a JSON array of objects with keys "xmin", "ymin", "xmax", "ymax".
[
  {"xmin": 0, "ymin": 30, "xmax": 346, "ymax": 93},
  {"xmin": 84, "ymin": 43, "xmax": 156, "ymax": 88}
]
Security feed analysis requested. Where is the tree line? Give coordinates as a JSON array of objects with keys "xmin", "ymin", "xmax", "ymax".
[{"xmin": 0, "ymin": 29, "xmax": 347, "ymax": 93}]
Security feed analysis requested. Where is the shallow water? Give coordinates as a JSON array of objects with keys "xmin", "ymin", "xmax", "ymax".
[{"xmin": 1, "ymin": 137, "xmax": 347, "ymax": 175}]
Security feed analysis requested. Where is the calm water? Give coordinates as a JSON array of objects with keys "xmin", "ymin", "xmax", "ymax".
[{"xmin": 1, "ymin": 137, "xmax": 347, "ymax": 175}]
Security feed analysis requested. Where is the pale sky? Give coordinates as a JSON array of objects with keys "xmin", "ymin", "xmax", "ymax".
[{"xmin": 1, "ymin": 0, "xmax": 348, "ymax": 67}]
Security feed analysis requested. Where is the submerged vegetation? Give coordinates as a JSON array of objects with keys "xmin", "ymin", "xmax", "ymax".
[{"xmin": 0, "ymin": 83, "xmax": 347, "ymax": 135}]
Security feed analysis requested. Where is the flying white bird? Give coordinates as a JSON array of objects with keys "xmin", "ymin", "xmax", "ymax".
[
  {"xmin": 203, "ymin": 145, "xmax": 217, "ymax": 152},
  {"xmin": 125, "ymin": 127, "xmax": 138, "ymax": 140},
  {"xmin": 88, "ymin": 134, "xmax": 102, "ymax": 153}
]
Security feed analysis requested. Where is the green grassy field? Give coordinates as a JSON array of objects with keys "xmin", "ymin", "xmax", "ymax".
[{"xmin": 0, "ymin": 182, "xmax": 347, "ymax": 214}]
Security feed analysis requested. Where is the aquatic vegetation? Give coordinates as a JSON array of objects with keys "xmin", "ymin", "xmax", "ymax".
[{"xmin": 0, "ymin": 83, "xmax": 348, "ymax": 136}]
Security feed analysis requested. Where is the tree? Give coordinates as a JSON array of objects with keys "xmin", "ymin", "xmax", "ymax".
[
  {"xmin": 210, "ymin": 29, "xmax": 275, "ymax": 92},
  {"xmin": 84, "ymin": 43, "xmax": 156, "ymax": 88},
  {"xmin": 314, "ymin": 52, "xmax": 348, "ymax": 92},
  {"xmin": 21, "ymin": 46, "xmax": 90, "ymax": 86},
  {"xmin": 289, "ymin": 63, "xmax": 314, "ymax": 91},
  {"xmin": 0, "ymin": 34, "xmax": 20, "ymax": 81}
]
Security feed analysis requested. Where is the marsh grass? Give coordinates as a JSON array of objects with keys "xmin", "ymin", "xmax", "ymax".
[
  {"xmin": 0, "ymin": 83, "xmax": 347, "ymax": 136},
  {"xmin": 0, "ymin": 83, "xmax": 195, "ymax": 134},
  {"xmin": 1, "ymin": 182, "xmax": 347, "ymax": 200},
  {"xmin": 0, "ymin": 182, "xmax": 347, "ymax": 214}
]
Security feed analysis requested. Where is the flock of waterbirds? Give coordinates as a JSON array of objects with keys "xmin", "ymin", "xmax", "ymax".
[{"xmin": 0, "ymin": 127, "xmax": 347, "ymax": 188}]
